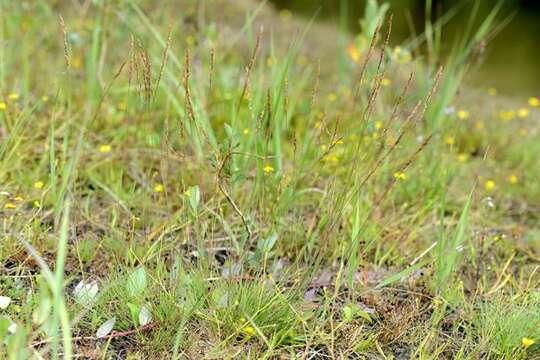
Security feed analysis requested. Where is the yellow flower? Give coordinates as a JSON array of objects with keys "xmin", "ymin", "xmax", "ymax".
[
  {"xmin": 457, "ymin": 153, "xmax": 469, "ymax": 162},
  {"xmin": 335, "ymin": 140, "xmax": 344, "ymax": 145},
  {"xmin": 0, "ymin": 102, "xmax": 6, "ymax": 110},
  {"xmin": 374, "ymin": 121, "xmax": 383, "ymax": 130},
  {"xmin": 487, "ymin": 87, "xmax": 497, "ymax": 96},
  {"xmin": 279, "ymin": 9, "xmax": 292, "ymax": 21},
  {"xmin": 33, "ymin": 200, "xmax": 41, "ymax": 208},
  {"xmin": 528, "ymin": 97, "xmax": 539, "ymax": 107},
  {"xmin": 475, "ymin": 121, "xmax": 485, "ymax": 130},
  {"xmin": 323, "ymin": 155, "xmax": 339, "ymax": 164},
  {"xmin": 41, "ymin": 95, "xmax": 49, "ymax": 102},
  {"xmin": 499, "ymin": 110, "xmax": 515, "ymax": 122},
  {"xmin": 263, "ymin": 165, "xmax": 274, "ymax": 174},
  {"xmin": 4, "ymin": 203, "xmax": 16, "ymax": 209},
  {"xmin": 507, "ymin": 175, "xmax": 518, "ymax": 184},
  {"xmin": 393, "ymin": 172, "xmax": 407, "ymax": 180},
  {"xmin": 517, "ymin": 108, "xmax": 530, "ymax": 118},
  {"xmin": 153, "ymin": 184, "xmax": 164, "ymax": 193},
  {"xmin": 381, "ymin": 78, "xmax": 391, "ymax": 87},
  {"xmin": 34, "ymin": 181, "xmax": 44, "ymax": 189},
  {"xmin": 522, "ymin": 337, "xmax": 535, "ymax": 348},
  {"xmin": 445, "ymin": 136, "xmax": 455, "ymax": 145},
  {"xmin": 484, "ymin": 180, "xmax": 496, "ymax": 191},
  {"xmin": 457, "ymin": 110, "xmax": 470, "ymax": 120},
  {"xmin": 392, "ymin": 46, "xmax": 412, "ymax": 64},
  {"xmin": 243, "ymin": 128, "xmax": 250, "ymax": 135},
  {"xmin": 347, "ymin": 43, "xmax": 361, "ymax": 62},
  {"xmin": 327, "ymin": 93, "xmax": 337, "ymax": 102},
  {"xmin": 242, "ymin": 326, "xmax": 256, "ymax": 337},
  {"xmin": 8, "ymin": 93, "xmax": 19, "ymax": 100},
  {"xmin": 99, "ymin": 144, "xmax": 112, "ymax": 153},
  {"xmin": 185, "ymin": 35, "xmax": 195, "ymax": 46},
  {"xmin": 14, "ymin": 196, "xmax": 24, "ymax": 202}
]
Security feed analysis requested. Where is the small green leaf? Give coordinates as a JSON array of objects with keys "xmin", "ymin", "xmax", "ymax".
[
  {"xmin": 127, "ymin": 267, "xmax": 147, "ymax": 297},
  {"xmin": 127, "ymin": 302, "xmax": 140, "ymax": 326},
  {"xmin": 189, "ymin": 186, "xmax": 201, "ymax": 213}
]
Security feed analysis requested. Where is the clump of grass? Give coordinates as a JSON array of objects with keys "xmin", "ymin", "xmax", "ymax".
[{"xmin": 0, "ymin": 0, "xmax": 538, "ymax": 358}]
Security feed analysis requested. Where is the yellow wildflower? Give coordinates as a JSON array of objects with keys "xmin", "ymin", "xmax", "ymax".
[
  {"xmin": 522, "ymin": 337, "xmax": 535, "ymax": 348},
  {"xmin": 185, "ymin": 35, "xmax": 195, "ymax": 46},
  {"xmin": 41, "ymin": 95, "xmax": 49, "ymax": 102},
  {"xmin": 457, "ymin": 153, "xmax": 469, "ymax": 162},
  {"xmin": 392, "ymin": 46, "xmax": 412, "ymax": 64},
  {"xmin": 33, "ymin": 201, "xmax": 41, "ymax": 208},
  {"xmin": 374, "ymin": 121, "xmax": 383, "ymax": 130},
  {"xmin": 487, "ymin": 87, "xmax": 497, "ymax": 96},
  {"xmin": 8, "ymin": 93, "xmax": 19, "ymax": 101},
  {"xmin": 263, "ymin": 165, "xmax": 274, "ymax": 174},
  {"xmin": 457, "ymin": 110, "xmax": 470, "ymax": 120},
  {"xmin": 279, "ymin": 9, "xmax": 292, "ymax": 21},
  {"xmin": 445, "ymin": 136, "xmax": 455, "ymax": 145},
  {"xmin": 499, "ymin": 110, "xmax": 515, "ymax": 122},
  {"xmin": 335, "ymin": 140, "xmax": 344, "ymax": 145},
  {"xmin": 323, "ymin": 155, "xmax": 339, "ymax": 164},
  {"xmin": 381, "ymin": 78, "xmax": 391, "ymax": 87},
  {"xmin": 34, "ymin": 181, "xmax": 44, "ymax": 189},
  {"xmin": 507, "ymin": 175, "xmax": 518, "ymax": 184},
  {"xmin": 4, "ymin": 203, "xmax": 16, "ymax": 209},
  {"xmin": 484, "ymin": 180, "xmax": 496, "ymax": 191},
  {"xmin": 243, "ymin": 128, "xmax": 250, "ymax": 135},
  {"xmin": 14, "ymin": 196, "xmax": 24, "ymax": 202},
  {"xmin": 517, "ymin": 108, "xmax": 530, "ymax": 118},
  {"xmin": 347, "ymin": 43, "xmax": 361, "ymax": 62},
  {"xmin": 99, "ymin": 144, "xmax": 112, "ymax": 153},
  {"xmin": 242, "ymin": 325, "xmax": 256, "ymax": 337},
  {"xmin": 475, "ymin": 121, "xmax": 485, "ymax": 130},
  {"xmin": 0, "ymin": 102, "xmax": 6, "ymax": 110},
  {"xmin": 153, "ymin": 184, "xmax": 164, "ymax": 193},
  {"xmin": 528, "ymin": 97, "xmax": 539, "ymax": 107},
  {"xmin": 327, "ymin": 93, "xmax": 337, "ymax": 102},
  {"xmin": 393, "ymin": 172, "xmax": 407, "ymax": 180}
]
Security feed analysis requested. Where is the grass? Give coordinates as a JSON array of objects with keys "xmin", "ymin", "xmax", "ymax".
[{"xmin": 0, "ymin": 0, "xmax": 539, "ymax": 358}]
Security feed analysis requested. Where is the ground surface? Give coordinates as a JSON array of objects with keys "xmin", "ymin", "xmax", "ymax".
[{"xmin": 0, "ymin": 1, "xmax": 539, "ymax": 359}]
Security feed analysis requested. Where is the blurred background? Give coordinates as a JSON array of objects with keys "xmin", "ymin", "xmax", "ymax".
[{"xmin": 270, "ymin": 0, "xmax": 540, "ymax": 96}]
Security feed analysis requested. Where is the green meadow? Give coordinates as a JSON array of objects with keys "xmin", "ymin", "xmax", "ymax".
[{"xmin": 0, "ymin": 0, "xmax": 539, "ymax": 358}]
